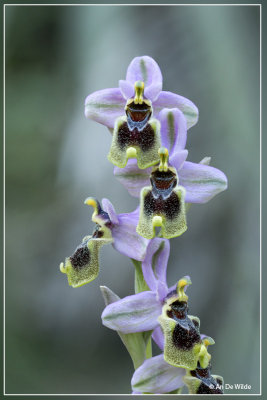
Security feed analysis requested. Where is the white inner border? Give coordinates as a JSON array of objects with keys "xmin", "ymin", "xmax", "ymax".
[{"xmin": 3, "ymin": 2, "xmax": 262, "ymax": 397}]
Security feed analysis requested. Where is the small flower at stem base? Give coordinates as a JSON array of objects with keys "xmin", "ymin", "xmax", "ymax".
[{"xmin": 183, "ymin": 360, "xmax": 224, "ymax": 394}]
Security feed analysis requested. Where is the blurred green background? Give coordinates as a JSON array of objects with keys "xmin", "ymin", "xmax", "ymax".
[{"xmin": 5, "ymin": 4, "xmax": 260, "ymax": 395}]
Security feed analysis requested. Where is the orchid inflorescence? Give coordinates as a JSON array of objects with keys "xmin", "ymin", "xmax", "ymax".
[{"xmin": 60, "ymin": 56, "xmax": 227, "ymax": 394}]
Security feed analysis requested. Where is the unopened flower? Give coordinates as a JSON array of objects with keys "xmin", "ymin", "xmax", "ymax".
[
  {"xmin": 60, "ymin": 197, "xmax": 149, "ymax": 287},
  {"xmin": 85, "ymin": 56, "xmax": 198, "ymax": 131},
  {"xmin": 114, "ymin": 108, "xmax": 227, "ymax": 203},
  {"xmin": 136, "ymin": 147, "xmax": 187, "ymax": 239}
]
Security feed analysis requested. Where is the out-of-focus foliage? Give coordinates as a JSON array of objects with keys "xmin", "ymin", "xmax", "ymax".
[{"xmin": 5, "ymin": 5, "xmax": 260, "ymax": 394}]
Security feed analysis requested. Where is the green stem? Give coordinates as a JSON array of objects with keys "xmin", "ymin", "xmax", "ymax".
[
  {"xmin": 131, "ymin": 259, "xmax": 153, "ymax": 363},
  {"xmin": 132, "ymin": 259, "xmax": 150, "ymax": 293},
  {"xmin": 145, "ymin": 337, "xmax": 152, "ymax": 358},
  {"xmin": 118, "ymin": 331, "xmax": 150, "ymax": 370}
]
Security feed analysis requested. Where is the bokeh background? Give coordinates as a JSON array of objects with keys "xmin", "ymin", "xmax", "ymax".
[{"xmin": 5, "ymin": 4, "xmax": 260, "ymax": 395}]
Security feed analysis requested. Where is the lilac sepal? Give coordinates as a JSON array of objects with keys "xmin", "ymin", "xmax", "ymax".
[
  {"xmin": 101, "ymin": 291, "xmax": 161, "ymax": 334},
  {"xmin": 113, "ymin": 211, "xmax": 149, "ymax": 261},
  {"xmin": 102, "ymin": 199, "xmax": 149, "ymax": 261},
  {"xmin": 170, "ymin": 150, "xmax": 188, "ymax": 172},
  {"xmin": 158, "ymin": 108, "xmax": 189, "ymax": 172},
  {"xmin": 142, "ymin": 238, "xmax": 169, "ymax": 297},
  {"xmin": 131, "ymin": 354, "xmax": 186, "ymax": 394},
  {"xmin": 153, "ymin": 90, "xmax": 198, "ymax": 129},
  {"xmin": 84, "ymin": 88, "xmax": 125, "ymax": 129},
  {"xmin": 179, "ymin": 161, "xmax": 228, "ymax": 203},
  {"xmin": 159, "ymin": 108, "xmax": 187, "ymax": 154},
  {"xmin": 85, "ymin": 56, "xmax": 198, "ymax": 129},
  {"xmin": 119, "ymin": 79, "xmax": 134, "ymax": 99},
  {"xmin": 123, "ymin": 56, "xmax": 163, "ymax": 101}
]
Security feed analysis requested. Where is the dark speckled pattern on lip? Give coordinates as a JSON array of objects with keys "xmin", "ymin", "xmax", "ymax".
[
  {"xmin": 117, "ymin": 121, "xmax": 156, "ymax": 151},
  {"xmin": 70, "ymin": 242, "xmax": 90, "ymax": 269}
]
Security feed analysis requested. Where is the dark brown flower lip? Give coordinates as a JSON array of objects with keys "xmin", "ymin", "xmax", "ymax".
[{"xmin": 70, "ymin": 241, "xmax": 90, "ymax": 269}]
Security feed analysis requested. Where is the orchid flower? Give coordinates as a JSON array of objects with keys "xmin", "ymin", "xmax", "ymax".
[
  {"xmin": 136, "ymin": 147, "xmax": 187, "ymax": 239},
  {"xmin": 114, "ymin": 107, "xmax": 228, "ymax": 203},
  {"xmin": 101, "ymin": 239, "xmax": 216, "ymax": 393},
  {"xmin": 101, "ymin": 239, "xmax": 211, "ymax": 369},
  {"xmin": 60, "ymin": 197, "xmax": 149, "ymax": 287},
  {"xmin": 131, "ymin": 334, "xmax": 223, "ymax": 395},
  {"xmin": 107, "ymin": 80, "xmax": 162, "ymax": 169}
]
